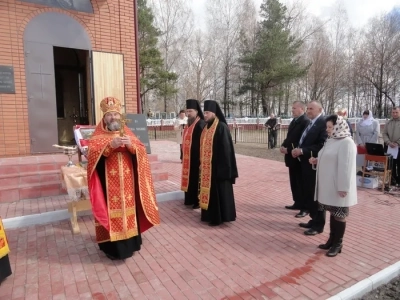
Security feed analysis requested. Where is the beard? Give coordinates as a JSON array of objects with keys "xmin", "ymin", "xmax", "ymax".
[
  {"xmin": 187, "ymin": 116, "xmax": 197, "ymax": 126},
  {"xmin": 206, "ymin": 116, "xmax": 215, "ymax": 125},
  {"xmin": 107, "ymin": 121, "xmax": 121, "ymax": 131}
]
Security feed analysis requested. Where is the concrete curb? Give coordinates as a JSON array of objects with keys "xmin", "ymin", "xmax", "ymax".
[
  {"xmin": 327, "ymin": 261, "xmax": 400, "ymax": 300},
  {"xmin": 3, "ymin": 190, "xmax": 183, "ymax": 230}
]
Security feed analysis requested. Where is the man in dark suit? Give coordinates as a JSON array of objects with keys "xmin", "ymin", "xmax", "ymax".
[
  {"xmin": 280, "ymin": 101, "xmax": 309, "ymax": 214},
  {"xmin": 292, "ymin": 101, "xmax": 328, "ymax": 235}
]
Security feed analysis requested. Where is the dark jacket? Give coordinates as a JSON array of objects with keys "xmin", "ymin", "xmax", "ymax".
[
  {"xmin": 281, "ymin": 114, "xmax": 309, "ymax": 167},
  {"xmin": 298, "ymin": 115, "xmax": 328, "ymax": 162},
  {"xmin": 346, "ymin": 119, "xmax": 353, "ymax": 137}
]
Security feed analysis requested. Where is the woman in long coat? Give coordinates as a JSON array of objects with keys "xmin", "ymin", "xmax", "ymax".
[
  {"xmin": 309, "ymin": 115, "xmax": 357, "ymax": 257},
  {"xmin": 356, "ymin": 110, "xmax": 380, "ymax": 145}
]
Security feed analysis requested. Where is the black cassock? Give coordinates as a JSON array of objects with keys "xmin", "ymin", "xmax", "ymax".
[
  {"xmin": 184, "ymin": 119, "xmax": 206, "ymax": 206},
  {"xmin": 201, "ymin": 121, "xmax": 238, "ymax": 225},
  {"xmin": 0, "ymin": 254, "xmax": 12, "ymax": 284}
]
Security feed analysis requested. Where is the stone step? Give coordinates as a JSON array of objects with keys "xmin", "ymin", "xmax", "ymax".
[
  {"xmin": 0, "ymin": 169, "xmax": 169, "ymax": 203},
  {"xmin": 0, "ymin": 161, "xmax": 164, "ymax": 186},
  {"xmin": 0, "ymin": 153, "xmax": 168, "ymax": 203},
  {"xmin": 0, "ymin": 154, "xmax": 160, "ymax": 176}
]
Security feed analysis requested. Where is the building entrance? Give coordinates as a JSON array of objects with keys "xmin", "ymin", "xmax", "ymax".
[{"xmin": 53, "ymin": 47, "xmax": 89, "ymax": 145}]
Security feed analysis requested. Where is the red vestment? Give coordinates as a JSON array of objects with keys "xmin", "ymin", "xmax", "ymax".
[{"xmin": 87, "ymin": 122, "xmax": 160, "ymax": 243}]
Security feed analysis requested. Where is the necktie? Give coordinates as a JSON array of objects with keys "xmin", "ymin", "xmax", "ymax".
[{"xmin": 299, "ymin": 122, "xmax": 312, "ymax": 146}]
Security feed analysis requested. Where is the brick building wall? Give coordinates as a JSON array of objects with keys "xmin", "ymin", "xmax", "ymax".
[{"xmin": 0, "ymin": 0, "xmax": 138, "ymax": 156}]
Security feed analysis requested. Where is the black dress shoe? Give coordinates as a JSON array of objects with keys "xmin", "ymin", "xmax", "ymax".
[
  {"xmin": 192, "ymin": 204, "xmax": 200, "ymax": 209},
  {"xmin": 299, "ymin": 222, "xmax": 312, "ymax": 228},
  {"xmin": 304, "ymin": 228, "xmax": 323, "ymax": 236},
  {"xmin": 295, "ymin": 210, "xmax": 309, "ymax": 218},
  {"xmin": 285, "ymin": 205, "xmax": 301, "ymax": 210}
]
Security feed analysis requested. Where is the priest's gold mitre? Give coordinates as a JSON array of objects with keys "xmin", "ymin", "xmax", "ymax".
[{"xmin": 100, "ymin": 97, "xmax": 122, "ymax": 114}]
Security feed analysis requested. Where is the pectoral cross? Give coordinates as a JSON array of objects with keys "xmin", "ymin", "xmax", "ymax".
[{"xmin": 119, "ymin": 114, "xmax": 131, "ymax": 137}]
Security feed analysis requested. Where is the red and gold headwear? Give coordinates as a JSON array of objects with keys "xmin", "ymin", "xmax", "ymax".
[{"xmin": 100, "ymin": 97, "xmax": 122, "ymax": 115}]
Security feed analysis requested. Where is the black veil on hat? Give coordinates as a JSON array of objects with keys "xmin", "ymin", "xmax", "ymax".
[
  {"xmin": 186, "ymin": 99, "xmax": 204, "ymax": 119},
  {"xmin": 203, "ymin": 100, "xmax": 227, "ymax": 124}
]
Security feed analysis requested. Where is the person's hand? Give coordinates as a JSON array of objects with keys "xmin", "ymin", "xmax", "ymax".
[
  {"xmin": 292, "ymin": 148, "xmax": 302, "ymax": 158},
  {"xmin": 389, "ymin": 142, "xmax": 397, "ymax": 148},
  {"xmin": 309, "ymin": 157, "xmax": 318, "ymax": 165},
  {"xmin": 121, "ymin": 136, "xmax": 131, "ymax": 146},
  {"xmin": 338, "ymin": 191, "xmax": 347, "ymax": 198},
  {"xmin": 111, "ymin": 137, "xmax": 123, "ymax": 148},
  {"xmin": 280, "ymin": 147, "xmax": 287, "ymax": 154}
]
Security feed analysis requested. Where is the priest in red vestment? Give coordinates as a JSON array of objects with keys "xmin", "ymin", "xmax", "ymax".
[{"xmin": 87, "ymin": 97, "xmax": 160, "ymax": 260}]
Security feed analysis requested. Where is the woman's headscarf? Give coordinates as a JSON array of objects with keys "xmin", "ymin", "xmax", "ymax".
[
  {"xmin": 331, "ymin": 116, "xmax": 352, "ymax": 139},
  {"xmin": 359, "ymin": 110, "xmax": 374, "ymax": 127}
]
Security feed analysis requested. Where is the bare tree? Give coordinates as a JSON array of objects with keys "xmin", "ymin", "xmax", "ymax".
[
  {"xmin": 206, "ymin": 0, "xmax": 257, "ymax": 116},
  {"xmin": 179, "ymin": 30, "xmax": 215, "ymax": 103},
  {"xmin": 149, "ymin": 0, "xmax": 194, "ymax": 112},
  {"xmin": 356, "ymin": 12, "xmax": 400, "ymax": 117}
]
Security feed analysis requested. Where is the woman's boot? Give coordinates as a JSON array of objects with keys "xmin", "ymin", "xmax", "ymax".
[
  {"xmin": 318, "ymin": 215, "xmax": 334, "ymax": 250},
  {"xmin": 327, "ymin": 220, "xmax": 346, "ymax": 257}
]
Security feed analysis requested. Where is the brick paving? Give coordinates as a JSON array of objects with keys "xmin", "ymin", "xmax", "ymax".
[
  {"xmin": 0, "ymin": 181, "xmax": 179, "ymax": 219},
  {"xmin": 1, "ymin": 140, "xmax": 400, "ymax": 299}
]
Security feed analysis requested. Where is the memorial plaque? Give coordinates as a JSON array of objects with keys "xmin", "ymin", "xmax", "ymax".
[
  {"xmin": 21, "ymin": 0, "xmax": 93, "ymax": 13},
  {"xmin": 126, "ymin": 114, "xmax": 151, "ymax": 154},
  {"xmin": 0, "ymin": 66, "xmax": 15, "ymax": 94}
]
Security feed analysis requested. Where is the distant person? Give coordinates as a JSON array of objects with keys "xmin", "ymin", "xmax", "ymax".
[
  {"xmin": 199, "ymin": 100, "xmax": 238, "ymax": 226},
  {"xmin": 382, "ymin": 107, "xmax": 400, "ymax": 186},
  {"xmin": 265, "ymin": 114, "xmax": 280, "ymax": 148},
  {"xmin": 309, "ymin": 115, "xmax": 357, "ymax": 257},
  {"xmin": 173, "ymin": 110, "xmax": 187, "ymax": 163},
  {"xmin": 356, "ymin": 110, "xmax": 380, "ymax": 146},
  {"xmin": 337, "ymin": 108, "xmax": 353, "ymax": 138},
  {"xmin": 181, "ymin": 99, "xmax": 206, "ymax": 209},
  {"xmin": 280, "ymin": 101, "xmax": 309, "ymax": 211}
]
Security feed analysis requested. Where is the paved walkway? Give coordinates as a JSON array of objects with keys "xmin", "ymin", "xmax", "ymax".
[{"xmin": 1, "ymin": 140, "xmax": 400, "ymax": 300}]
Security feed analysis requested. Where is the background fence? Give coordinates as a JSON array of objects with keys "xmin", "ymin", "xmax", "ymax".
[
  {"xmin": 147, "ymin": 124, "xmax": 288, "ymax": 147},
  {"xmin": 147, "ymin": 122, "xmax": 386, "ymax": 147}
]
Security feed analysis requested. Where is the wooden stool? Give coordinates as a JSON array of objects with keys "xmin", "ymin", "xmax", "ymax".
[{"xmin": 361, "ymin": 154, "xmax": 392, "ymax": 192}]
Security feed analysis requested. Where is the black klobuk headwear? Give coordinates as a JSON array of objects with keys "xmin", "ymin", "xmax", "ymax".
[
  {"xmin": 185, "ymin": 99, "xmax": 204, "ymax": 119},
  {"xmin": 203, "ymin": 100, "xmax": 227, "ymax": 124}
]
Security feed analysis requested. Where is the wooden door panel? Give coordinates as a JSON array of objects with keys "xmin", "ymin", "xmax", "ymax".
[{"xmin": 91, "ymin": 51, "xmax": 125, "ymax": 123}]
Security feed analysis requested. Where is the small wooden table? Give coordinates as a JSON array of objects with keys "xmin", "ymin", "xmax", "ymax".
[{"xmin": 60, "ymin": 166, "xmax": 92, "ymax": 234}]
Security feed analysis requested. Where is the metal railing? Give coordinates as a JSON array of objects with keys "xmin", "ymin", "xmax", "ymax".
[
  {"xmin": 146, "ymin": 117, "xmax": 389, "ymax": 127},
  {"xmin": 147, "ymin": 126, "xmax": 176, "ymax": 140},
  {"xmin": 147, "ymin": 125, "xmax": 288, "ymax": 147},
  {"xmin": 147, "ymin": 123, "xmax": 386, "ymax": 147}
]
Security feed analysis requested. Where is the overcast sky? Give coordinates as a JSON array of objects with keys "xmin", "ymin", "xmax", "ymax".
[{"xmin": 191, "ymin": 0, "xmax": 400, "ymax": 29}]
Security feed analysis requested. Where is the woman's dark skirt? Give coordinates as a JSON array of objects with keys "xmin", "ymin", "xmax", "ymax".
[{"xmin": 319, "ymin": 203, "xmax": 349, "ymax": 218}]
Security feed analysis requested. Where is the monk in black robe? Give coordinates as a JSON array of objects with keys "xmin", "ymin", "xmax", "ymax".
[
  {"xmin": 181, "ymin": 99, "xmax": 206, "ymax": 209},
  {"xmin": 199, "ymin": 100, "xmax": 238, "ymax": 226},
  {"xmin": 0, "ymin": 218, "xmax": 12, "ymax": 284}
]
